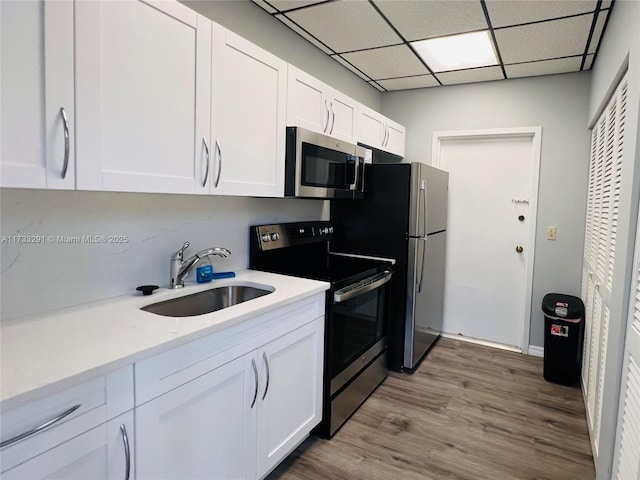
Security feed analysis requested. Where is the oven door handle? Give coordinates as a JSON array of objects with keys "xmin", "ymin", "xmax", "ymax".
[{"xmin": 333, "ymin": 271, "xmax": 392, "ymax": 303}]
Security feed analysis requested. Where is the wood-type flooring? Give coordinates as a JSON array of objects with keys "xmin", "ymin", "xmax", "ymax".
[{"xmin": 268, "ymin": 337, "xmax": 594, "ymax": 480}]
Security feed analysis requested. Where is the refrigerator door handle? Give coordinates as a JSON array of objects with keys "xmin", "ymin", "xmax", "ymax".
[{"xmin": 417, "ymin": 237, "xmax": 427, "ymax": 293}]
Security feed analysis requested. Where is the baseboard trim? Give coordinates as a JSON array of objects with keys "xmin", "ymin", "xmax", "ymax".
[
  {"xmin": 441, "ymin": 333, "xmax": 522, "ymax": 353},
  {"xmin": 527, "ymin": 345, "xmax": 544, "ymax": 357}
]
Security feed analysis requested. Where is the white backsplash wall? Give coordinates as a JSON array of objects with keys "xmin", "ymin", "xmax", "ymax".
[{"xmin": 1, "ymin": 189, "xmax": 327, "ymax": 320}]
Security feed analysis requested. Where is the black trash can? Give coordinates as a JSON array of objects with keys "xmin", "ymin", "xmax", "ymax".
[{"xmin": 542, "ymin": 293, "xmax": 585, "ymax": 385}]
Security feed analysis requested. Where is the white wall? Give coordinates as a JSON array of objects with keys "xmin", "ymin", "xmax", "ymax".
[
  {"xmin": 0, "ymin": 189, "xmax": 326, "ymax": 319},
  {"xmin": 180, "ymin": 0, "xmax": 381, "ymax": 110},
  {"xmin": 381, "ymin": 72, "xmax": 592, "ymax": 349}
]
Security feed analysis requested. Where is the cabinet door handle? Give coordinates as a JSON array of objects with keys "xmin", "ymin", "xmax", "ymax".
[
  {"xmin": 384, "ymin": 124, "xmax": 389, "ymax": 147},
  {"xmin": 214, "ymin": 140, "xmax": 222, "ymax": 188},
  {"xmin": 202, "ymin": 137, "xmax": 210, "ymax": 188},
  {"xmin": 323, "ymin": 100, "xmax": 330, "ymax": 133},
  {"xmin": 262, "ymin": 352, "xmax": 270, "ymax": 401},
  {"xmin": 329, "ymin": 102, "xmax": 335, "ymax": 134},
  {"xmin": 251, "ymin": 358, "xmax": 258, "ymax": 408},
  {"xmin": 119, "ymin": 424, "xmax": 131, "ymax": 480},
  {"xmin": 0, "ymin": 404, "xmax": 81, "ymax": 448},
  {"xmin": 60, "ymin": 107, "xmax": 70, "ymax": 179}
]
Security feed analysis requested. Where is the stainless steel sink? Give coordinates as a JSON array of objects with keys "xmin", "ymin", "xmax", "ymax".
[{"xmin": 141, "ymin": 285, "xmax": 274, "ymax": 317}]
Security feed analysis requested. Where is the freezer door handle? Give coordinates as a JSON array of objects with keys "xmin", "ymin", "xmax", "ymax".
[{"xmin": 417, "ymin": 237, "xmax": 427, "ymax": 293}]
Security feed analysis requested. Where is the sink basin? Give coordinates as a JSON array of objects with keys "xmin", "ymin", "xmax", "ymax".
[{"xmin": 141, "ymin": 285, "xmax": 274, "ymax": 317}]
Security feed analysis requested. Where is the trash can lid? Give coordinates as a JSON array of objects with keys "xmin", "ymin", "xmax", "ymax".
[{"xmin": 542, "ymin": 293, "xmax": 584, "ymax": 319}]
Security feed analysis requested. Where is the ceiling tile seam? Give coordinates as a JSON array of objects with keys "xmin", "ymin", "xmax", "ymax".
[
  {"xmin": 372, "ymin": 65, "xmax": 500, "ymax": 82},
  {"xmin": 480, "ymin": 0, "xmax": 507, "ymax": 79},
  {"xmin": 492, "ymin": 10, "xmax": 600, "ymax": 31},
  {"xmin": 336, "ymin": 42, "xmax": 407, "ymax": 56},
  {"xmin": 589, "ymin": 5, "xmax": 614, "ymax": 69},
  {"xmin": 367, "ymin": 80, "xmax": 388, "ymax": 92},
  {"xmin": 580, "ymin": 1, "xmax": 602, "ymax": 70},
  {"xmin": 277, "ymin": 12, "xmax": 337, "ymax": 55},
  {"xmin": 273, "ymin": 0, "xmax": 335, "ymax": 15},
  {"xmin": 330, "ymin": 54, "xmax": 377, "ymax": 83},
  {"xmin": 504, "ymin": 54, "xmax": 585, "ymax": 66},
  {"xmin": 366, "ymin": 0, "xmax": 443, "ymax": 86}
]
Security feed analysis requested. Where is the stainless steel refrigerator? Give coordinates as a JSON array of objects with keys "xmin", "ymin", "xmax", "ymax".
[{"xmin": 330, "ymin": 162, "xmax": 449, "ymax": 371}]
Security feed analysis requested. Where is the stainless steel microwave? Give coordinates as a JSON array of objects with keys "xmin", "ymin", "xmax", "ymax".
[{"xmin": 285, "ymin": 127, "xmax": 366, "ymax": 199}]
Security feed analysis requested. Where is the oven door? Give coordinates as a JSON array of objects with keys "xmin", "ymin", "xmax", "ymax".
[
  {"xmin": 286, "ymin": 127, "xmax": 365, "ymax": 199},
  {"xmin": 329, "ymin": 270, "xmax": 392, "ymax": 395}
]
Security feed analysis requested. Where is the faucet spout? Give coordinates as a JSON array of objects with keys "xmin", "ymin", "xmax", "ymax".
[{"xmin": 170, "ymin": 243, "xmax": 231, "ymax": 289}]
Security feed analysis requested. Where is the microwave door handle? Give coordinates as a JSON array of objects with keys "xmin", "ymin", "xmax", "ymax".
[
  {"xmin": 347, "ymin": 155, "xmax": 359, "ymax": 191},
  {"xmin": 334, "ymin": 271, "xmax": 392, "ymax": 303}
]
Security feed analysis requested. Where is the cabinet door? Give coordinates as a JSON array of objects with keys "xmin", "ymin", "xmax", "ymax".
[
  {"xmin": 357, "ymin": 105, "xmax": 384, "ymax": 150},
  {"xmin": 256, "ymin": 318, "xmax": 324, "ymax": 478},
  {"xmin": 1, "ymin": 411, "xmax": 134, "ymax": 480},
  {"xmin": 327, "ymin": 90, "xmax": 357, "ymax": 144},
  {"xmin": 385, "ymin": 120, "xmax": 405, "ymax": 157},
  {"xmin": 212, "ymin": 27, "xmax": 287, "ymax": 197},
  {"xmin": 75, "ymin": 1, "xmax": 212, "ymax": 194},
  {"xmin": 136, "ymin": 354, "xmax": 257, "ymax": 480},
  {"xmin": 286, "ymin": 67, "xmax": 329, "ymax": 135},
  {"xmin": 0, "ymin": 0, "xmax": 74, "ymax": 189}
]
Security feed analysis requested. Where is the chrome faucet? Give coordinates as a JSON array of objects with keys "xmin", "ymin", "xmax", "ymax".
[{"xmin": 170, "ymin": 241, "xmax": 231, "ymax": 289}]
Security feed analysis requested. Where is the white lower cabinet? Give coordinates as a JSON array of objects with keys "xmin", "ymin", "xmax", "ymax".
[
  {"xmin": 0, "ymin": 367, "xmax": 134, "ymax": 480},
  {"xmin": 1, "ymin": 412, "xmax": 134, "ymax": 480},
  {"xmin": 136, "ymin": 354, "xmax": 256, "ymax": 480},
  {"xmin": 135, "ymin": 299, "xmax": 325, "ymax": 480},
  {"xmin": 256, "ymin": 320, "xmax": 323, "ymax": 477}
]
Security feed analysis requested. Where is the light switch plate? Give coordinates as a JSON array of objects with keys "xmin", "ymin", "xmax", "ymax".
[{"xmin": 546, "ymin": 226, "xmax": 557, "ymax": 240}]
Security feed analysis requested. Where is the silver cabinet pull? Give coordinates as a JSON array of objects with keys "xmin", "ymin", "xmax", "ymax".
[
  {"xmin": 323, "ymin": 100, "xmax": 330, "ymax": 133},
  {"xmin": 0, "ymin": 404, "xmax": 81, "ymax": 448},
  {"xmin": 250, "ymin": 358, "xmax": 258, "ymax": 408},
  {"xmin": 262, "ymin": 352, "xmax": 270, "ymax": 401},
  {"xmin": 119, "ymin": 424, "xmax": 131, "ymax": 480},
  {"xmin": 329, "ymin": 101, "xmax": 335, "ymax": 134},
  {"xmin": 214, "ymin": 140, "xmax": 222, "ymax": 188},
  {"xmin": 60, "ymin": 107, "xmax": 70, "ymax": 179},
  {"xmin": 384, "ymin": 124, "xmax": 389, "ymax": 147},
  {"xmin": 202, "ymin": 137, "xmax": 210, "ymax": 188}
]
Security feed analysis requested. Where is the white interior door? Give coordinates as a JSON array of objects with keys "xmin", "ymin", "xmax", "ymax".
[{"xmin": 435, "ymin": 129, "xmax": 541, "ymax": 350}]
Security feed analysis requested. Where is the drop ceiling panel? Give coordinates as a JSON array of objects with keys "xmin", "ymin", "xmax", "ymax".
[
  {"xmin": 332, "ymin": 54, "xmax": 373, "ymax": 81},
  {"xmin": 267, "ymin": 0, "xmax": 327, "ymax": 12},
  {"xmin": 486, "ymin": 0, "xmax": 597, "ymax": 28},
  {"xmin": 275, "ymin": 14, "xmax": 334, "ymax": 54},
  {"xmin": 588, "ymin": 11, "xmax": 608, "ymax": 54},
  {"xmin": 285, "ymin": 1, "xmax": 401, "ymax": 53},
  {"xmin": 251, "ymin": 0, "xmax": 612, "ymax": 90},
  {"xmin": 495, "ymin": 14, "xmax": 593, "ymax": 64},
  {"xmin": 377, "ymin": 75, "xmax": 440, "ymax": 91},
  {"xmin": 438, "ymin": 66, "xmax": 504, "ymax": 86},
  {"xmin": 372, "ymin": 0, "xmax": 487, "ymax": 42},
  {"xmin": 585, "ymin": 54, "xmax": 595, "ymax": 70},
  {"xmin": 506, "ymin": 56, "xmax": 583, "ymax": 78},
  {"xmin": 341, "ymin": 45, "xmax": 429, "ymax": 80}
]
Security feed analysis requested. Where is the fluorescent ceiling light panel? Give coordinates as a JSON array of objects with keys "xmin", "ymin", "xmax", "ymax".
[{"xmin": 412, "ymin": 31, "xmax": 498, "ymax": 73}]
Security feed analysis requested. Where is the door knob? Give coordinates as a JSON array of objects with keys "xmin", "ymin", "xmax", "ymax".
[{"xmin": 516, "ymin": 245, "xmax": 524, "ymax": 253}]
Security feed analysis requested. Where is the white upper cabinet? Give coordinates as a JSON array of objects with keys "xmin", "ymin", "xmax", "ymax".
[
  {"xmin": 357, "ymin": 104, "xmax": 405, "ymax": 157},
  {"xmin": 286, "ymin": 67, "xmax": 357, "ymax": 144},
  {"xmin": 0, "ymin": 0, "xmax": 75, "ymax": 189},
  {"xmin": 75, "ymin": 0, "xmax": 212, "ymax": 194},
  {"xmin": 211, "ymin": 26, "xmax": 287, "ymax": 197}
]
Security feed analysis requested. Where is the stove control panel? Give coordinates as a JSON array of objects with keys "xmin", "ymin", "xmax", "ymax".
[{"xmin": 252, "ymin": 221, "xmax": 334, "ymax": 251}]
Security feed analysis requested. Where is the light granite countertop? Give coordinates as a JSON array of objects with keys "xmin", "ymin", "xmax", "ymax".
[{"xmin": 0, "ymin": 270, "xmax": 329, "ymax": 409}]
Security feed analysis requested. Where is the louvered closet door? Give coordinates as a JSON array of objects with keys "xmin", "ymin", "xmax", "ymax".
[
  {"xmin": 613, "ymin": 206, "xmax": 640, "ymax": 480},
  {"xmin": 581, "ymin": 73, "xmax": 628, "ymax": 458}
]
